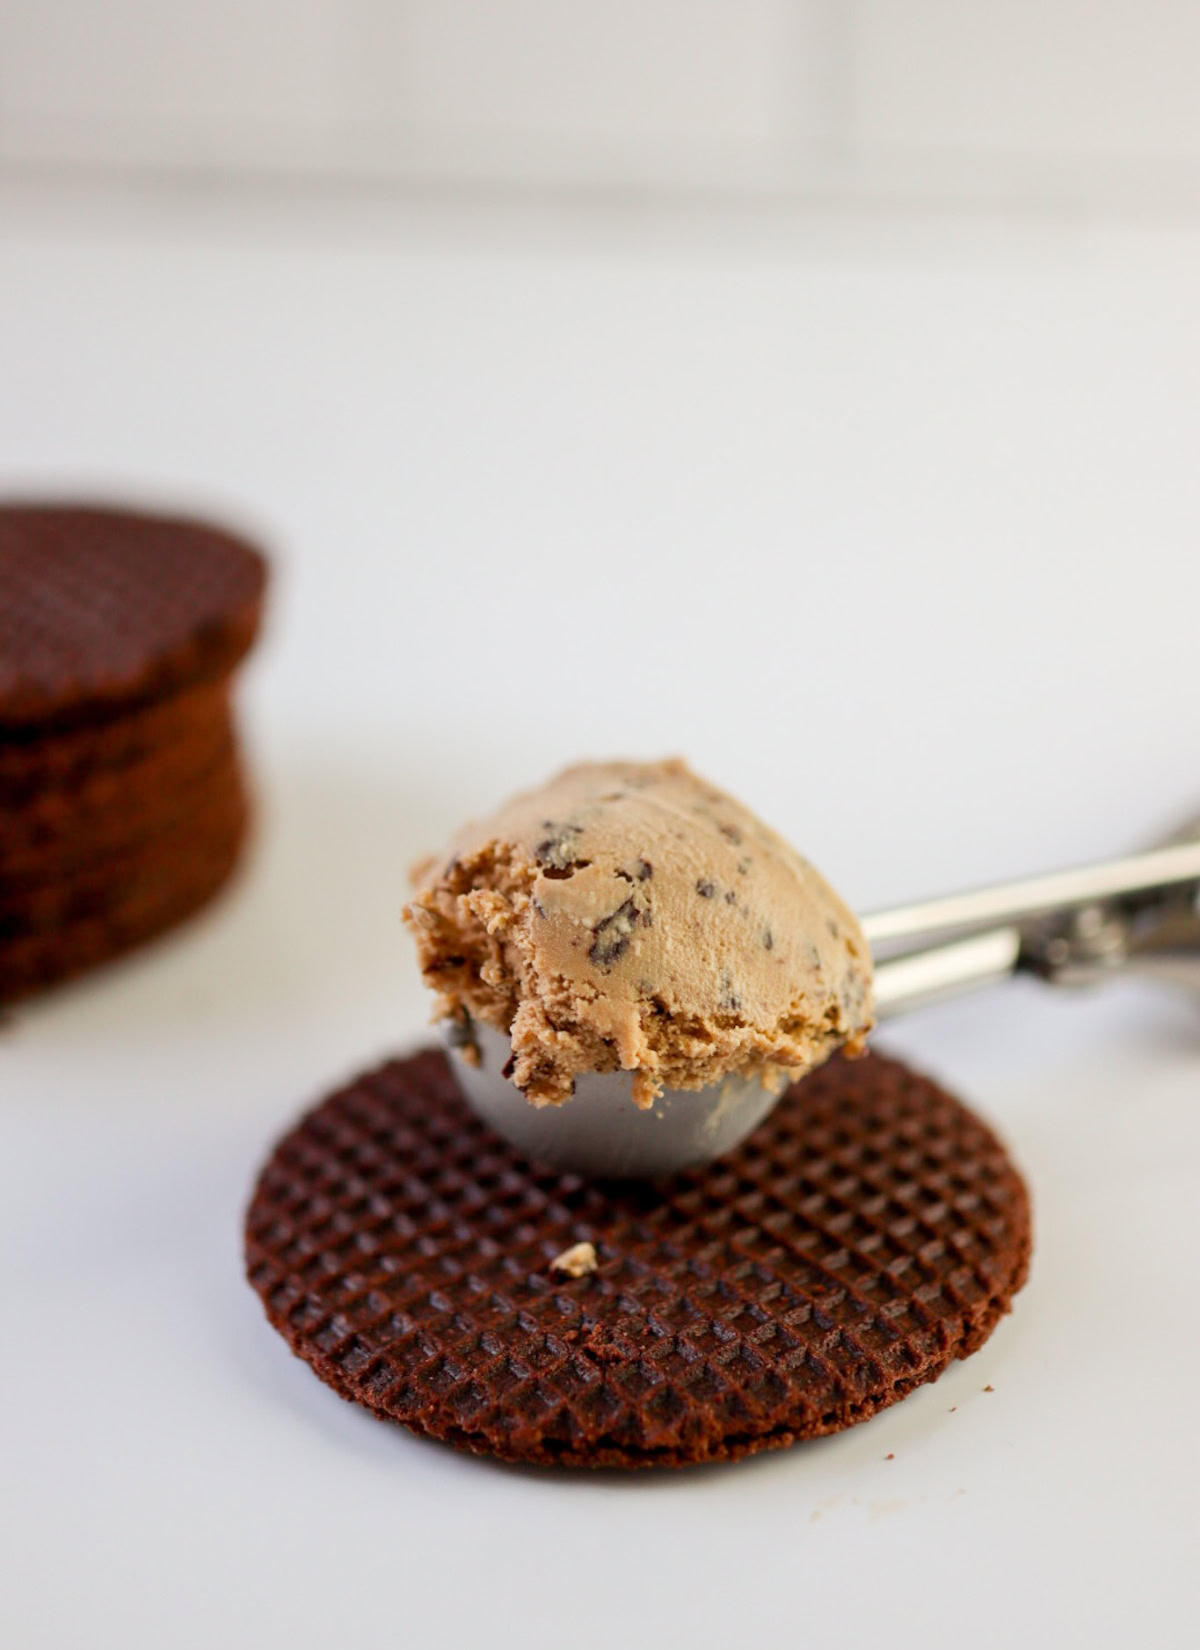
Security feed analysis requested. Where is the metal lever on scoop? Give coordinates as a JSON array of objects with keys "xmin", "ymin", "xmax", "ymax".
[{"xmin": 866, "ymin": 827, "xmax": 1200, "ymax": 1020}]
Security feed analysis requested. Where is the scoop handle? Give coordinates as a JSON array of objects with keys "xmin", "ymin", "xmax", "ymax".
[
  {"xmin": 867, "ymin": 824, "xmax": 1200, "ymax": 1020},
  {"xmin": 862, "ymin": 840, "xmax": 1200, "ymax": 950}
]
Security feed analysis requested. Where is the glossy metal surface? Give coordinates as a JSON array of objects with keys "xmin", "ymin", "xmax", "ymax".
[
  {"xmin": 445, "ymin": 1020, "xmax": 780, "ymax": 1179},
  {"xmin": 862, "ymin": 839, "xmax": 1200, "ymax": 949}
]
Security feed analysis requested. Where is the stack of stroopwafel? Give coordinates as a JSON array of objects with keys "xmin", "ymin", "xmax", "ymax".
[{"xmin": 0, "ymin": 504, "xmax": 267, "ymax": 1002}]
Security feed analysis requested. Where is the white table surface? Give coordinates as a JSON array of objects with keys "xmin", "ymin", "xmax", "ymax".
[{"xmin": 1, "ymin": 184, "xmax": 1198, "ymax": 1650}]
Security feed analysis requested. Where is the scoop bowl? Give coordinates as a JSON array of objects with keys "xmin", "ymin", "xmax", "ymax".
[{"xmin": 444, "ymin": 1019, "xmax": 780, "ymax": 1179}]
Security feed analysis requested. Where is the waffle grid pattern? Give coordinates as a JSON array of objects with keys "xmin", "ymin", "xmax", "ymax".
[
  {"xmin": 0, "ymin": 505, "xmax": 265, "ymax": 730},
  {"xmin": 246, "ymin": 1049, "xmax": 1031, "ymax": 1468}
]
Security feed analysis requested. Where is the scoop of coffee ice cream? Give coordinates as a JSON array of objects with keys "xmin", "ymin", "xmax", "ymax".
[{"xmin": 404, "ymin": 758, "xmax": 873, "ymax": 1106}]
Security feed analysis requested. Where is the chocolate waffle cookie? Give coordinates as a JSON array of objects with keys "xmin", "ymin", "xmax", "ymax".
[
  {"xmin": 0, "ymin": 503, "xmax": 267, "ymax": 1000},
  {"xmin": 246, "ymin": 1048, "xmax": 1031, "ymax": 1469}
]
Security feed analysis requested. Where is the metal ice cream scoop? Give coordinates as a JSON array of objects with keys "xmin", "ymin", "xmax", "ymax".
[{"xmin": 444, "ymin": 817, "xmax": 1200, "ymax": 1179}]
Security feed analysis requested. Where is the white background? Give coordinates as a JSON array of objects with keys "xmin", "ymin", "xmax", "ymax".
[
  {"xmin": 2, "ymin": 1, "xmax": 1199, "ymax": 217},
  {"xmin": 1, "ymin": 183, "xmax": 1198, "ymax": 1648}
]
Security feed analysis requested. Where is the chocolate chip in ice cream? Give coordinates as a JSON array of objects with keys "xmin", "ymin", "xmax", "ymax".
[
  {"xmin": 719, "ymin": 969, "xmax": 743, "ymax": 1013},
  {"xmin": 589, "ymin": 897, "xmax": 640, "ymax": 967},
  {"xmin": 535, "ymin": 822, "xmax": 586, "ymax": 875}
]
